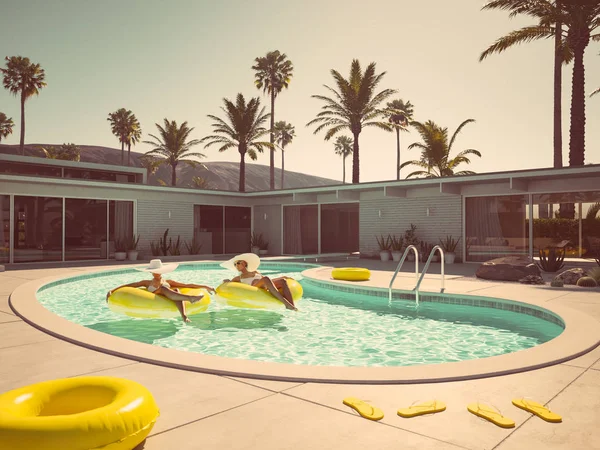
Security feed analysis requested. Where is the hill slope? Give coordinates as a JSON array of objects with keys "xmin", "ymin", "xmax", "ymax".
[{"xmin": 0, "ymin": 144, "xmax": 340, "ymax": 191}]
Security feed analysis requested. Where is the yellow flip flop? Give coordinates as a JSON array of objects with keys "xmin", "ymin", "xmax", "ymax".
[
  {"xmin": 512, "ymin": 398, "xmax": 562, "ymax": 423},
  {"xmin": 342, "ymin": 397, "xmax": 384, "ymax": 421},
  {"xmin": 397, "ymin": 400, "xmax": 446, "ymax": 418},
  {"xmin": 467, "ymin": 402, "xmax": 515, "ymax": 428}
]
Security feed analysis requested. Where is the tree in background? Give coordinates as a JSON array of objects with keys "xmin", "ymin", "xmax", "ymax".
[
  {"xmin": 1, "ymin": 56, "xmax": 46, "ymax": 155},
  {"xmin": 107, "ymin": 108, "xmax": 132, "ymax": 165},
  {"xmin": 201, "ymin": 94, "xmax": 272, "ymax": 192},
  {"xmin": 190, "ymin": 176, "xmax": 213, "ymax": 190},
  {"xmin": 40, "ymin": 143, "xmax": 81, "ymax": 161},
  {"xmin": 273, "ymin": 120, "xmax": 295, "ymax": 189},
  {"xmin": 125, "ymin": 113, "xmax": 142, "ymax": 166},
  {"xmin": 333, "ymin": 135, "xmax": 353, "ymax": 184},
  {"xmin": 386, "ymin": 99, "xmax": 414, "ymax": 180},
  {"xmin": 252, "ymin": 50, "xmax": 294, "ymax": 190},
  {"xmin": 143, "ymin": 119, "xmax": 205, "ymax": 187},
  {"xmin": 308, "ymin": 59, "xmax": 396, "ymax": 183},
  {"xmin": 400, "ymin": 119, "xmax": 481, "ymax": 178},
  {"xmin": 0, "ymin": 113, "xmax": 14, "ymax": 143}
]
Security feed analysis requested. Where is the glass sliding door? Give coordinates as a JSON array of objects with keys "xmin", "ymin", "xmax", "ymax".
[
  {"xmin": 0, "ymin": 196, "xmax": 9, "ymax": 263},
  {"xmin": 109, "ymin": 201, "xmax": 133, "ymax": 258},
  {"xmin": 194, "ymin": 205, "xmax": 224, "ymax": 254},
  {"xmin": 65, "ymin": 199, "xmax": 108, "ymax": 261},
  {"xmin": 224, "ymin": 206, "xmax": 251, "ymax": 254},
  {"xmin": 283, "ymin": 205, "xmax": 318, "ymax": 254},
  {"xmin": 465, "ymin": 195, "xmax": 528, "ymax": 262},
  {"xmin": 320, "ymin": 203, "xmax": 359, "ymax": 253},
  {"xmin": 13, "ymin": 196, "xmax": 63, "ymax": 262}
]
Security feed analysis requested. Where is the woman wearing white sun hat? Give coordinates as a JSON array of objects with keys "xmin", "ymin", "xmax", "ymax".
[
  {"xmin": 221, "ymin": 253, "xmax": 297, "ymax": 310},
  {"xmin": 106, "ymin": 259, "xmax": 216, "ymax": 322}
]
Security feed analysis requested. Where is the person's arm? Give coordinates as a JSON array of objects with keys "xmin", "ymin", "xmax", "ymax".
[
  {"xmin": 222, "ymin": 275, "xmax": 241, "ymax": 283},
  {"xmin": 106, "ymin": 281, "xmax": 147, "ymax": 300},
  {"xmin": 167, "ymin": 280, "xmax": 215, "ymax": 293}
]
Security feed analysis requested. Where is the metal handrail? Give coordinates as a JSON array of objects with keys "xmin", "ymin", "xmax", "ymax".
[
  {"xmin": 413, "ymin": 245, "xmax": 445, "ymax": 306},
  {"xmin": 388, "ymin": 245, "xmax": 419, "ymax": 303}
]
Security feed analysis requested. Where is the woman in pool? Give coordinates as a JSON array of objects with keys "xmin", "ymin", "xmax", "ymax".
[
  {"xmin": 221, "ymin": 253, "xmax": 297, "ymax": 311},
  {"xmin": 106, "ymin": 259, "xmax": 215, "ymax": 322}
]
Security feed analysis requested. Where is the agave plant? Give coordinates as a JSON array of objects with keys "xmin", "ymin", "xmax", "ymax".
[
  {"xmin": 376, "ymin": 234, "xmax": 392, "ymax": 251},
  {"xmin": 537, "ymin": 247, "xmax": 566, "ymax": 272}
]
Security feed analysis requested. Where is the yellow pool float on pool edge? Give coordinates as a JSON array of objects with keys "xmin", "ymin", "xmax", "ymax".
[
  {"xmin": 108, "ymin": 286, "xmax": 211, "ymax": 318},
  {"xmin": 215, "ymin": 279, "xmax": 303, "ymax": 309},
  {"xmin": 331, "ymin": 267, "xmax": 371, "ymax": 281},
  {"xmin": 0, "ymin": 376, "xmax": 160, "ymax": 450}
]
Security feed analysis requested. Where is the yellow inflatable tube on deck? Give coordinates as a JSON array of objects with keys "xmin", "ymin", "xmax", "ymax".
[
  {"xmin": 108, "ymin": 286, "xmax": 210, "ymax": 318},
  {"xmin": 215, "ymin": 279, "xmax": 303, "ymax": 309},
  {"xmin": 0, "ymin": 376, "xmax": 159, "ymax": 450},
  {"xmin": 331, "ymin": 267, "xmax": 371, "ymax": 281}
]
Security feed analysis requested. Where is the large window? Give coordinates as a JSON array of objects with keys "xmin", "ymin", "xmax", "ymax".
[
  {"xmin": 465, "ymin": 195, "xmax": 528, "ymax": 262},
  {"xmin": 0, "ymin": 196, "xmax": 9, "ymax": 263},
  {"xmin": 283, "ymin": 205, "xmax": 318, "ymax": 254},
  {"xmin": 108, "ymin": 201, "xmax": 134, "ymax": 258},
  {"xmin": 65, "ymin": 199, "xmax": 108, "ymax": 261},
  {"xmin": 225, "ymin": 206, "xmax": 251, "ymax": 254},
  {"xmin": 13, "ymin": 196, "xmax": 63, "ymax": 263},
  {"xmin": 320, "ymin": 203, "xmax": 359, "ymax": 253},
  {"xmin": 194, "ymin": 205, "xmax": 223, "ymax": 254}
]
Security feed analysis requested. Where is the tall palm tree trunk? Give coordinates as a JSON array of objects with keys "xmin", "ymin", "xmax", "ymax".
[
  {"xmin": 171, "ymin": 163, "xmax": 177, "ymax": 186},
  {"xmin": 239, "ymin": 150, "xmax": 246, "ymax": 192},
  {"xmin": 121, "ymin": 142, "xmax": 125, "ymax": 165},
  {"xmin": 352, "ymin": 132, "xmax": 360, "ymax": 183},
  {"xmin": 19, "ymin": 93, "xmax": 25, "ymax": 155},
  {"xmin": 396, "ymin": 128, "xmax": 401, "ymax": 179},
  {"xmin": 127, "ymin": 142, "xmax": 131, "ymax": 166},
  {"xmin": 269, "ymin": 92, "xmax": 275, "ymax": 190},
  {"xmin": 281, "ymin": 145, "xmax": 285, "ymax": 189},
  {"xmin": 342, "ymin": 155, "xmax": 346, "ymax": 184},
  {"xmin": 569, "ymin": 42, "xmax": 587, "ymax": 166},
  {"xmin": 553, "ymin": 0, "xmax": 563, "ymax": 169}
]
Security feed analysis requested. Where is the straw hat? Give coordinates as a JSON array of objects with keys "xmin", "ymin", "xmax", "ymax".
[
  {"xmin": 220, "ymin": 253, "xmax": 261, "ymax": 272},
  {"xmin": 135, "ymin": 259, "xmax": 178, "ymax": 275}
]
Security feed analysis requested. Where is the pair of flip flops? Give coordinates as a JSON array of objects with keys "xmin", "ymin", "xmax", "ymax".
[
  {"xmin": 467, "ymin": 399, "xmax": 562, "ymax": 428},
  {"xmin": 342, "ymin": 397, "xmax": 446, "ymax": 421}
]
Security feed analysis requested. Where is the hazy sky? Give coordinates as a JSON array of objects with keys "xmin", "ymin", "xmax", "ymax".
[{"xmin": 1, "ymin": 0, "xmax": 599, "ymax": 183}]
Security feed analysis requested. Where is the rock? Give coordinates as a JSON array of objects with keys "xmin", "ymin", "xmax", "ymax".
[
  {"xmin": 475, "ymin": 256, "xmax": 541, "ymax": 281},
  {"xmin": 519, "ymin": 275, "xmax": 545, "ymax": 285},
  {"xmin": 555, "ymin": 268, "xmax": 586, "ymax": 285}
]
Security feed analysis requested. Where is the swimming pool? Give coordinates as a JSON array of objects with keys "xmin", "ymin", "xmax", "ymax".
[{"xmin": 35, "ymin": 263, "xmax": 564, "ymax": 368}]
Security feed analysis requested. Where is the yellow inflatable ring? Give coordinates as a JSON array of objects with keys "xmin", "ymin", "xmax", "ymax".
[
  {"xmin": 108, "ymin": 286, "xmax": 210, "ymax": 318},
  {"xmin": 215, "ymin": 279, "xmax": 303, "ymax": 309},
  {"xmin": 0, "ymin": 376, "xmax": 159, "ymax": 450},
  {"xmin": 331, "ymin": 267, "xmax": 371, "ymax": 281}
]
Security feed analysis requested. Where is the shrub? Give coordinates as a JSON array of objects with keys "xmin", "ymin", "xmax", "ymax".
[
  {"xmin": 159, "ymin": 229, "xmax": 171, "ymax": 255},
  {"xmin": 170, "ymin": 235, "xmax": 181, "ymax": 256},
  {"xmin": 440, "ymin": 235, "xmax": 460, "ymax": 253},
  {"xmin": 390, "ymin": 235, "xmax": 404, "ymax": 252},
  {"xmin": 185, "ymin": 238, "xmax": 203, "ymax": 255},
  {"xmin": 403, "ymin": 224, "xmax": 419, "ymax": 247},
  {"xmin": 550, "ymin": 278, "xmax": 564, "ymax": 288},
  {"xmin": 576, "ymin": 276, "xmax": 598, "ymax": 288},
  {"xmin": 150, "ymin": 241, "xmax": 161, "ymax": 256},
  {"xmin": 127, "ymin": 234, "xmax": 140, "ymax": 251},
  {"xmin": 250, "ymin": 232, "xmax": 264, "ymax": 249},
  {"xmin": 537, "ymin": 247, "xmax": 565, "ymax": 272},
  {"xmin": 114, "ymin": 238, "xmax": 127, "ymax": 253},
  {"xmin": 375, "ymin": 234, "xmax": 392, "ymax": 251}
]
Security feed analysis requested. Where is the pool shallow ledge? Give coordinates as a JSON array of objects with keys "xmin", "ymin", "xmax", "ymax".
[{"xmin": 9, "ymin": 266, "xmax": 600, "ymax": 385}]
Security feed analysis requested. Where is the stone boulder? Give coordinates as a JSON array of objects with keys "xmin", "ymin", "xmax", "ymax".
[
  {"xmin": 476, "ymin": 256, "xmax": 541, "ymax": 281},
  {"xmin": 555, "ymin": 268, "xmax": 586, "ymax": 285}
]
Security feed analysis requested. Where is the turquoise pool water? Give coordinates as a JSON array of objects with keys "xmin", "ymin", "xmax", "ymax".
[{"xmin": 36, "ymin": 263, "xmax": 564, "ymax": 367}]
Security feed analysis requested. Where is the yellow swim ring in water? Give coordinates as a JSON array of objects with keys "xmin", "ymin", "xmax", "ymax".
[
  {"xmin": 215, "ymin": 279, "xmax": 303, "ymax": 309},
  {"xmin": 107, "ymin": 286, "xmax": 210, "ymax": 318},
  {"xmin": 331, "ymin": 267, "xmax": 371, "ymax": 281},
  {"xmin": 0, "ymin": 376, "xmax": 159, "ymax": 450}
]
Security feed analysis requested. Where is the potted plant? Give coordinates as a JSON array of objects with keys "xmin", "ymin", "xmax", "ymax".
[
  {"xmin": 403, "ymin": 224, "xmax": 419, "ymax": 261},
  {"xmin": 390, "ymin": 235, "xmax": 404, "ymax": 262},
  {"xmin": 127, "ymin": 234, "xmax": 140, "ymax": 261},
  {"xmin": 114, "ymin": 238, "xmax": 127, "ymax": 261},
  {"xmin": 376, "ymin": 234, "xmax": 392, "ymax": 261},
  {"xmin": 440, "ymin": 235, "xmax": 460, "ymax": 264},
  {"xmin": 420, "ymin": 241, "xmax": 437, "ymax": 262},
  {"xmin": 250, "ymin": 232, "xmax": 262, "ymax": 255},
  {"xmin": 259, "ymin": 240, "xmax": 269, "ymax": 256}
]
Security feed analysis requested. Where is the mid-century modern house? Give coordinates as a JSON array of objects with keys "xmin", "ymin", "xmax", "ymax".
[{"xmin": 1, "ymin": 153, "xmax": 599, "ymax": 266}]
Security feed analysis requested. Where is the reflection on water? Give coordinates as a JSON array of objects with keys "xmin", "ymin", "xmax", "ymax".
[
  {"xmin": 87, "ymin": 319, "xmax": 179, "ymax": 344},
  {"xmin": 188, "ymin": 309, "xmax": 283, "ymax": 331}
]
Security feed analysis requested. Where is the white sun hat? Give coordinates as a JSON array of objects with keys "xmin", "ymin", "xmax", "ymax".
[
  {"xmin": 135, "ymin": 259, "xmax": 179, "ymax": 275},
  {"xmin": 220, "ymin": 253, "xmax": 261, "ymax": 272}
]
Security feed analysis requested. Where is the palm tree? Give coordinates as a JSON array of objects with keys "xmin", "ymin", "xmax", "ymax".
[
  {"xmin": 190, "ymin": 176, "xmax": 213, "ymax": 190},
  {"xmin": 333, "ymin": 136, "xmax": 353, "ymax": 184},
  {"xmin": 107, "ymin": 108, "xmax": 132, "ymax": 165},
  {"xmin": 0, "ymin": 113, "xmax": 14, "ymax": 143},
  {"xmin": 386, "ymin": 99, "xmax": 414, "ymax": 179},
  {"xmin": 40, "ymin": 143, "xmax": 81, "ymax": 161},
  {"xmin": 400, "ymin": 119, "xmax": 481, "ymax": 178},
  {"xmin": 201, "ymin": 94, "xmax": 272, "ymax": 192},
  {"xmin": 142, "ymin": 119, "xmax": 205, "ymax": 187},
  {"xmin": 125, "ymin": 113, "xmax": 142, "ymax": 167},
  {"xmin": 307, "ymin": 59, "xmax": 396, "ymax": 184},
  {"xmin": 273, "ymin": 121, "xmax": 295, "ymax": 189},
  {"xmin": 252, "ymin": 50, "xmax": 294, "ymax": 190},
  {"xmin": 0, "ymin": 56, "xmax": 46, "ymax": 155},
  {"xmin": 480, "ymin": 0, "xmax": 571, "ymax": 169}
]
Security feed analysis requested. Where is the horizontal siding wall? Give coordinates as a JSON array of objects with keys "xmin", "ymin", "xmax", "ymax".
[
  {"xmin": 137, "ymin": 200, "xmax": 194, "ymax": 258},
  {"xmin": 360, "ymin": 196, "xmax": 462, "ymax": 259},
  {"xmin": 253, "ymin": 205, "xmax": 282, "ymax": 255}
]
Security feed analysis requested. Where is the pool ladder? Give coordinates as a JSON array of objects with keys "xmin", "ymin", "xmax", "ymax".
[{"xmin": 388, "ymin": 245, "xmax": 445, "ymax": 306}]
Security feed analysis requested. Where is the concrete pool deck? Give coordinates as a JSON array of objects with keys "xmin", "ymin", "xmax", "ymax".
[{"xmin": 2, "ymin": 259, "xmax": 600, "ymax": 449}]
